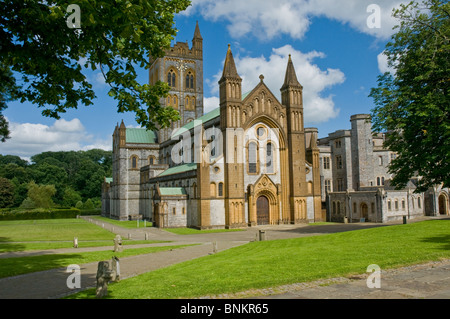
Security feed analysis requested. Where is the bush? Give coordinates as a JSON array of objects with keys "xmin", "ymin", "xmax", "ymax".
[{"xmin": 0, "ymin": 208, "xmax": 81, "ymax": 221}]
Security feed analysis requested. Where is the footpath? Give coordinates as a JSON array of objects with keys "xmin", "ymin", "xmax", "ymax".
[{"xmin": 0, "ymin": 216, "xmax": 449, "ymax": 299}]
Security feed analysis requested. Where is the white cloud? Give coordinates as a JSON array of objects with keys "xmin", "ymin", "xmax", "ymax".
[
  {"xmin": 204, "ymin": 96, "xmax": 220, "ymax": 114},
  {"xmin": 187, "ymin": 0, "xmax": 406, "ymax": 40},
  {"xmin": 377, "ymin": 51, "xmax": 397, "ymax": 74},
  {"xmin": 1, "ymin": 118, "xmax": 111, "ymax": 160},
  {"xmin": 208, "ymin": 45, "xmax": 345, "ymax": 124}
]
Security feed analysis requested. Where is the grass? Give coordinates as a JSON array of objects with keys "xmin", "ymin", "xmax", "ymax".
[
  {"xmin": 0, "ymin": 219, "xmax": 114, "ymax": 242},
  {"xmin": 0, "ymin": 244, "xmax": 196, "ymax": 279},
  {"xmin": 162, "ymin": 227, "xmax": 244, "ymax": 235},
  {"xmin": 68, "ymin": 219, "xmax": 450, "ymax": 299},
  {"xmin": 89, "ymin": 216, "xmax": 152, "ymax": 229},
  {"xmin": 0, "ymin": 218, "xmax": 169, "ymax": 252}
]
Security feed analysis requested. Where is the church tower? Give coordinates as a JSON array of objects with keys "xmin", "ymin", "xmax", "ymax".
[
  {"xmin": 219, "ymin": 45, "xmax": 246, "ymax": 228},
  {"xmin": 280, "ymin": 55, "xmax": 309, "ymax": 223},
  {"xmin": 149, "ymin": 21, "xmax": 204, "ymax": 143}
]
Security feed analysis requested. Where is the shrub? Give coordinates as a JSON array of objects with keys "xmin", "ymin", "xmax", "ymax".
[{"xmin": 0, "ymin": 208, "xmax": 81, "ymax": 221}]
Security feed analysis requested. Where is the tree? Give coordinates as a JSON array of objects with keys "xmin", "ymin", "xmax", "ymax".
[
  {"xmin": 369, "ymin": 0, "xmax": 450, "ymax": 192},
  {"xmin": 0, "ymin": 0, "xmax": 190, "ymax": 140},
  {"xmin": 0, "ymin": 177, "xmax": 15, "ymax": 208},
  {"xmin": 62, "ymin": 187, "xmax": 82, "ymax": 208},
  {"xmin": 25, "ymin": 181, "xmax": 56, "ymax": 209}
]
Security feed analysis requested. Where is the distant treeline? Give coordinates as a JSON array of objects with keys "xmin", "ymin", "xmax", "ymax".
[{"xmin": 0, "ymin": 149, "xmax": 112, "ymax": 209}]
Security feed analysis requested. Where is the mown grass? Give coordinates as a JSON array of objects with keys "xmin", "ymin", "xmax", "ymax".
[
  {"xmin": 68, "ymin": 219, "xmax": 450, "ymax": 299},
  {"xmin": 89, "ymin": 216, "xmax": 153, "ymax": 229},
  {"xmin": 162, "ymin": 227, "xmax": 244, "ymax": 235},
  {"xmin": 0, "ymin": 244, "xmax": 196, "ymax": 279},
  {"xmin": 0, "ymin": 219, "xmax": 169, "ymax": 252},
  {"xmin": 0, "ymin": 218, "xmax": 114, "ymax": 242}
]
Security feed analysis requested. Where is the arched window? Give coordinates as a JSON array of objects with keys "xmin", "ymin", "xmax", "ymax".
[
  {"xmin": 185, "ymin": 71, "xmax": 194, "ymax": 89},
  {"xmin": 248, "ymin": 142, "xmax": 257, "ymax": 174},
  {"xmin": 192, "ymin": 182, "xmax": 197, "ymax": 199},
  {"xmin": 148, "ymin": 156, "xmax": 155, "ymax": 165},
  {"xmin": 418, "ymin": 196, "xmax": 422, "ymax": 209},
  {"xmin": 266, "ymin": 143, "xmax": 274, "ymax": 173},
  {"xmin": 131, "ymin": 155, "xmax": 138, "ymax": 169},
  {"xmin": 218, "ymin": 182, "xmax": 224, "ymax": 197},
  {"xmin": 168, "ymin": 69, "xmax": 176, "ymax": 87}
]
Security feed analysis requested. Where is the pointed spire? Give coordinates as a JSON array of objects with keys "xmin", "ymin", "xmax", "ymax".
[
  {"xmin": 282, "ymin": 54, "xmax": 302, "ymax": 89},
  {"xmin": 221, "ymin": 44, "xmax": 241, "ymax": 80},
  {"xmin": 193, "ymin": 20, "xmax": 202, "ymax": 40}
]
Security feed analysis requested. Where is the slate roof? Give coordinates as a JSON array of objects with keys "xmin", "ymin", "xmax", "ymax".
[{"xmin": 126, "ymin": 128, "xmax": 157, "ymax": 144}]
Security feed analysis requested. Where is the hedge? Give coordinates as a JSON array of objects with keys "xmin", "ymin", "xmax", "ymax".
[{"xmin": 0, "ymin": 208, "xmax": 81, "ymax": 221}]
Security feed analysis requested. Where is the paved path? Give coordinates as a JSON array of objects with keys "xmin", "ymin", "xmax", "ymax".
[{"xmin": 0, "ymin": 216, "xmax": 448, "ymax": 299}]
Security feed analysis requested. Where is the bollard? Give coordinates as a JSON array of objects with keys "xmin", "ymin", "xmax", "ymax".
[
  {"xmin": 128, "ymin": 233, "xmax": 132, "ymax": 240},
  {"xmin": 145, "ymin": 233, "xmax": 149, "ymax": 240},
  {"xmin": 73, "ymin": 237, "xmax": 78, "ymax": 248},
  {"xmin": 213, "ymin": 241, "xmax": 218, "ymax": 254},
  {"xmin": 259, "ymin": 230, "xmax": 266, "ymax": 241}
]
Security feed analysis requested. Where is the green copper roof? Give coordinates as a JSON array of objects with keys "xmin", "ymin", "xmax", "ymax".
[
  {"xmin": 242, "ymin": 91, "xmax": 251, "ymax": 100},
  {"xmin": 126, "ymin": 128, "xmax": 157, "ymax": 144},
  {"xmin": 171, "ymin": 107, "xmax": 220, "ymax": 139},
  {"xmin": 157, "ymin": 163, "xmax": 197, "ymax": 177},
  {"xmin": 159, "ymin": 187, "xmax": 187, "ymax": 196}
]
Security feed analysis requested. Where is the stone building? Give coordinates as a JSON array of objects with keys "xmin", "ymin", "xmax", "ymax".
[
  {"xmin": 318, "ymin": 114, "xmax": 449, "ymax": 223},
  {"xmin": 102, "ymin": 23, "xmax": 449, "ymax": 226},
  {"xmin": 102, "ymin": 23, "xmax": 323, "ymax": 227}
]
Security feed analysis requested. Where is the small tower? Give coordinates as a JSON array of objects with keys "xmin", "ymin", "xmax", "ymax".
[
  {"xmin": 219, "ymin": 45, "xmax": 245, "ymax": 228},
  {"xmin": 280, "ymin": 55, "xmax": 308, "ymax": 223}
]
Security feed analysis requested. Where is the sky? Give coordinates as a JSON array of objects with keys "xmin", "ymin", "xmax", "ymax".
[{"xmin": 1, "ymin": 0, "xmax": 404, "ymax": 161}]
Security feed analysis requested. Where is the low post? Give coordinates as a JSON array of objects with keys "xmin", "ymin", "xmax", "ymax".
[
  {"xmin": 96, "ymin": 261, "xmax": 112, "ymax": 298},
  {"xmin": 113, "ymin": 235, "xmax": 123, "ymax": 252},
  {"xmin": 259, "ymin": 230, "xmax": 266, "ymax": 241},
  {"xmin": 73, "ymin": 237, "xmax": 78, "ymax": 248},
  {"xmin": 213, "ymin": 241, "xmax": 218, "ymax": 254},
  {"xmin": 145, "ymin": 233, "xmax": 149, "ymax": 240}
]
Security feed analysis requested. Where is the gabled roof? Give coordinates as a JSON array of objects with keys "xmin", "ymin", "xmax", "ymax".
[
  {"xmin": 157, "ymin": 163, "xmax": 197, "ymax": 177},
  {"xmin": 171, "ymin": 107, "xmax": 220, "ymax": 139},
  {"xmin": 126, "ymin": 128, "xmax": 157, "ymax": 144},
  {"xmin": 158, "ymin": 187, "xmax": 187, "ymax": 196}
]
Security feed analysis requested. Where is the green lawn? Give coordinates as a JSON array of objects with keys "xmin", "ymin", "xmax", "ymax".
[
  {"xmin": 89, "ymin": 216, "xmax": 152, "ymax": 229},
  {"xmin": 0, "ymin": 219, "xmax": 114, "ymax": 242},
  {"xmin": 68, "ymin": 219, "xmax": 450, "ymax": 299},
  {"xmin": 163, "ymin": 227, "xmax": 244, "ymax": 235},
  {"xmin": 0, "ymin": 219, "xmax": 169, "ymax": 252},
  {"xmin": 0, "ymin": 244, "xmax": 196, "ymax": 279}
]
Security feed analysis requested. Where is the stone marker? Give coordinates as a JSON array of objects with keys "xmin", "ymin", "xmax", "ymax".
[
  {"xmin": 73, "ymin": 237, "xmax": 78, "ymax": 248},
  {"xmin": 96, "ymin": 261, "xmax": 112, "ymax": 298},
  {"xmin": 212, "ymin": 241, "xmax": 218, "ymax": 254},
  {"xmin": 113, "ymin": 235, "xmax": 123, "ymax": 252}
]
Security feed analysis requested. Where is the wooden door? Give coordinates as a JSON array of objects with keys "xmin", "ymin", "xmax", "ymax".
[{"xmin": 257, "ymin": 196, "xmax": 270, "ymax": 225}]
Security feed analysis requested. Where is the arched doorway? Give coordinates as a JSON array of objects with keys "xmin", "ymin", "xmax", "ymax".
[
  {"xmin": 361, "ymin": 203, "xmax": 368, "ymax": 221},
  {"xmin": 257, "ymin": 196, "xmax": 270, "ymax": 225},
  {"xmin": 438, "ymin": 194, "xmax": 448, "ymax": 215}
]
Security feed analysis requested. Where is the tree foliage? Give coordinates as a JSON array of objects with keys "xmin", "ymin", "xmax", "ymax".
[
  {"xmin": 369, "ymin": 0, "xmax": 450, "ymax": 192},
  {"xmin": 0, "ymin": 0, "xmax": 190, "ymax": 141},
  {"xmin": 0, "ymin": 149, "xmax": 112, "ymax": 208}
]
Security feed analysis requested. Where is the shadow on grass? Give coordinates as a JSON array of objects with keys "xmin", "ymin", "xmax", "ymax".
[
  {"xmin": 0, "ymin": 237, "xmax": 27, "ymax": 253},
  {"xmin": 0, "ymin": 252, "xmax": 85, "ymax": 279},
  {"xmin": 421, "ymin": 234, "xmax": 450, "ymax": 251}
]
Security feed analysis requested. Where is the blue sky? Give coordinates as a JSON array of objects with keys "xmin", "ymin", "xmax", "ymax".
[{"xmin": 1, "ymin": 0, "xmax": 403, "ymax": 160}]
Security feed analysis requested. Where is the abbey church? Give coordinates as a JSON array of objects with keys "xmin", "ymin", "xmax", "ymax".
[{"xmin": 101, "ymin": 23, "xmax": 449, "ymax": 228}]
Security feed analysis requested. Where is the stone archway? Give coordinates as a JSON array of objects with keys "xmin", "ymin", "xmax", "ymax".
[{"xmin": 438, "ymin": 193, "xmax": 449, "ymax": 216}]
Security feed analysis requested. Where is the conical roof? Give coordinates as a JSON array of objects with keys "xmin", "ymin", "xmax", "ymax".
[
  {"xmin": 282, "ymin": 54, "xmax": 302, "ymax": 89},
  {"xmin": 221, "ymin": 44, "xmax": 241, "ymax": 80}
]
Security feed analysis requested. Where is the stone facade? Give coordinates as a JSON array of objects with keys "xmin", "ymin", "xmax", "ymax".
[
  {"xmin": 319, "ymin": 114, "xmax": 449, "ymax": 223},
  {"xmin": 101, "ymin": 23, "xmax": 449, "ymax": 226},
  {"xmin": 101, "ymin": 23, "xmax": 323, "ymax": 227}
]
